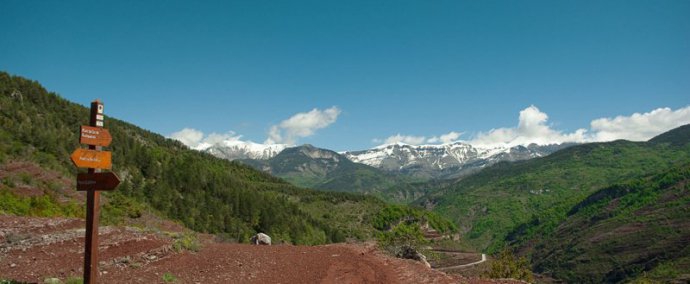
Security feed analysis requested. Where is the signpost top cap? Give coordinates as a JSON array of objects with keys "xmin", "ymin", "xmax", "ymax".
[{"xmin": 92, "ymin": 99, "xmax": 102, "ymax": 104}]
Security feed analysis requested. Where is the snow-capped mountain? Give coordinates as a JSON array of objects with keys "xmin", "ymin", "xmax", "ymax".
[
  {"xmin": 343, "ymin": 142, "xmax": 573, "ymax": 179},
  {"xmin": 195, "ymin": 140, "xmax": 288, "ymax": 160},
  {"xmin": 195, "ymin": 138, "xmax": 572, "ymax": 179}
]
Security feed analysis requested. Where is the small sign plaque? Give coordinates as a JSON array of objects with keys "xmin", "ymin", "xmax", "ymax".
[{"xmin": 80, "ymin": 126, "xmax": 112, "ymax": 147}]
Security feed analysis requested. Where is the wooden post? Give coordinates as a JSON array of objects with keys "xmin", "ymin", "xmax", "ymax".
[
  {"xmin": 70, "ymin": 100, "xmax": 120, "ymax": 284},
  {"xmin": 83, "ymin": 100, "xmax": 103, "ymax": 284}
]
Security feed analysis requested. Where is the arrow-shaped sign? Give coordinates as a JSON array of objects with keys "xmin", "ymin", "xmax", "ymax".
[
  {"xmin": 80, "ymin": 126, "xmax": 112, "ymax": 147},
  {"xmin": 77, "ymin": 172, "xmax": 121, "ymax": 191},
  {"xmin": 70, "ymin": 149, "xmax": 112, "ymax": 169}
]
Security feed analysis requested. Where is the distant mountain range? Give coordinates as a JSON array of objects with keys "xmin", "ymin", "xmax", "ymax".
[
  {"xmin": 343, "ymin": 142, "xmax": 573, "ymax": 179},
  {"xmin": 197, "ymin": 140, "xmax": 287, "ymax": 160},
  {"xmin": 198, "ymin": 140, "xmax": 573, "ymax": 180},
  {"xmin": 238, "ymin": 144, "xmax": 413, "ymax": 201}
]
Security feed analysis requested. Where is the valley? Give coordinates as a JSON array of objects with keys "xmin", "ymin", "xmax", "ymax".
[{"xmin": 2, "ymin": 71, "xmax": 689, "ymax": 283}]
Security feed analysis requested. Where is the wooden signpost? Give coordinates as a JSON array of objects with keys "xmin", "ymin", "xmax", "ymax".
[
  {"xmin": 77, "ymin": 172, "xmax": 121, "ymax": 191},
  {"xmin": 70, "ymin": 149, "xmax": 112, "ymax": 170},
  {"xmin": 80, "ymin": 126, "xmax": 112, "ymax": 147},
  {"xmin": 70, "ymin": 100, "xmax": 120, "ymax": 284}
]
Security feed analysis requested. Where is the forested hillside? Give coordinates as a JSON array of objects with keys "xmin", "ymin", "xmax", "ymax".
[
  {"xmin": 519, "ymin": 164, "xmax": 690, "ymax": 283},
  {"xmin": 418, "ymin": 126, "xmax": 690, "ymax": 252},
  {"xmin": 240, "ymin": 144, "xmax": 422, "ymax": 203},
  {"xmin": 0, "ymin": 72, "xmax": 414, "ymax": 244}
]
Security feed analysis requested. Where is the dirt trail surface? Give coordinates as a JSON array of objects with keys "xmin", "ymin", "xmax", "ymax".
[
  {"xmin": 437, "ymin": 253, "xmax": 487, "ymax": 271},
  {"xmin": 1, "ymin": 216, "xmax": 519, "ymax": 283}
]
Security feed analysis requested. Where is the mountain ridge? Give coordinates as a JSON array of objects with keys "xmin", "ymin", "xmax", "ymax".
[
  {"xmin": 239, "ymin": 144, "xmax": 415, "ymax": 202},
  {"xmin": 199, "ymin": 138, "xmax": 575, "ymax": 180}
]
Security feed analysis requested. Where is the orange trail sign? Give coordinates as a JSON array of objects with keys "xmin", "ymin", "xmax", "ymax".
[
  {"xmin": 77, "ymin": 172, "xmax": 121, "ymax": 191},
  {"xmin": 80, "ymin": 126, "xmax": 112, "ymax": 147},
  {"xmin": 70, "ymin": 149, "xmax": 112, "ymax": 169}
]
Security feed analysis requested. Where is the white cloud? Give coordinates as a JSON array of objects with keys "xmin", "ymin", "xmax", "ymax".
[
  {"xmin": 202, "ymin": 131, "xmax": 243, "ymax": 145},
  {"xmin": 377, "ymin": 131, "xmax": 463, "ymax": 146},
  {"xmin": 468, "ymin": 105, "xmax": 690, "ymax": 148},
  {"xmin": 265, "ymin": 107, "xmax": 341, "ymax": 145},
  {"xmin": 375, "ymin": 105, "xmax": 690, "ymax": 149},
  {"xmin": 469, "ymin": 105, "xmax": 588, "ymax": 148},
  {"xmin": 169, "ymin": 128, "xmax": 204, "ymax": 147},
  {"xmin": 590, "ymin": 106, "xmax": 690, "ymax": 141},
  {"xmin": 382, "ymin": 134, "xmax": 428, "ymax": 145},
  {"xmin": 169, "ymin": 128, "xmax": 243, "ymax": 149},
  {"xmin": 375, "ymin": 105, "xmax": 588, "ymax": 147},
  {"xmin": 428, "ymin": 131, "xmax": 463, "ymax": 144}
]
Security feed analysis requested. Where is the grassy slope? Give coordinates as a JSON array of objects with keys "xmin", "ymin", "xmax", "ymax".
[
  {"xmin": 526, "ymin": 164, "xmax": 690, "ymax": 283},
  {"xmin": 418, "ymin": 133, "xmax": 690, "ymax": 251},
  {"xmin": 0, "ymin": 72, "xmax": 387, "ymax": 244}
]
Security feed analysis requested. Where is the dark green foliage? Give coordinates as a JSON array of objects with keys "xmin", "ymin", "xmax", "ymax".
[
  {"xmin": 484, "ymin": 248, "xmax": 534, "ymax": 282},
  {"xmin": 0, "ymin": 71, "xmax": 386, "ymax": 245},
  {"xmin": 374, "ymin": 204, "xmax": 457, "ymax": 259},
  {"xmin": 372, "ymin": 204, "xmax": 457, "ymax": 233},
  {"xmin": 241, "ymin": 145, "xmax": 420, "ymax": 203},
  {"xmin": 419, "ymin": 137, "xmax": 690, "ymax": 251},
  {"xmin": 377, "ymin": 222, "xmax": 427, "ymax": 252},
  {"xmin": 524, "ymin": 164, "xmax": 690, "ymax": 283},
  {"xmin": 648, "ymin": 124, "xmax": 690, "ymax": 147},
  {"xmin": 100, "ymin": 191, "xmax": 146, "ymax": 225},
  {"xmin": 0, "ymin": 188, "xmax": 83, "ymax": 218}
]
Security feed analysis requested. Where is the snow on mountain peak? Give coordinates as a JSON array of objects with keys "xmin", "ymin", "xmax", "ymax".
[{"xmin": 198, "ymin": 139, "xmax": 289, "ymax": 160}]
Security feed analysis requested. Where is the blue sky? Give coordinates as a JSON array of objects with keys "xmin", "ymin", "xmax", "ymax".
[{"xmin": 2, "ymin": 1, "xmax": 689, "ymax": 151}]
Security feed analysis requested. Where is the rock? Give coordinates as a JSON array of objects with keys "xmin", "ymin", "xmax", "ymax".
[
  {"xmin": 397, "ymin": 246, "xmax": 431, "ymax": 268},
  {"xmin": 10, "ymin": 263, "xmax": 17, "ymax": 268},
  {"xmin": 250, "ymin": 233, "xmax": 271, "ymax": 245}
]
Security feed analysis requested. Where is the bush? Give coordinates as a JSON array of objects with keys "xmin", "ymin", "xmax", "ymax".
[
  {"xmin": 377, "ymin": 222, "xmax": 427, "ymax": 255},
  {"xmin": 171, "ymin": 232, "xmax": 201, "ymax": 252},
  {"xmin": 484, "ymin": 248, "xmax": 534, "ymax": 282}
]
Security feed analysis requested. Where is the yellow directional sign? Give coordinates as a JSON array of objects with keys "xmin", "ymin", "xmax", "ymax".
[{"xmin": 70, "ymin": 149, "xmax": 112, "ymax": 170}]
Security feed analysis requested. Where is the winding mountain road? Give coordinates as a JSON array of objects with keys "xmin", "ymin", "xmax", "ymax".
[{"xmin": 437, "ymin": 253, "xmax": 487, "ymax": 271}]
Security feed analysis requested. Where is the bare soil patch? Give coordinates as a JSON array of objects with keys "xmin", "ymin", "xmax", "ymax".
[{"xmin": 1, "ymin": 215, "xmax": 520, "ymax": 283}]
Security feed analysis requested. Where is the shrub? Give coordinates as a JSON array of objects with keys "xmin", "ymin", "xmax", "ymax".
[
  {"xmin": 162, "ymin": 272, "xmax": 177, "ymax": 283},
  {"xmin": 377, "ymin": 222, "xmax": 428, "ymax": 256},
  {"xmin": 484, "ymin": 248, "xmax": 534, "ymax": 282},
  {"xmin": 172, "ymin": 232, "xmax": 201, "ymax": 252}
]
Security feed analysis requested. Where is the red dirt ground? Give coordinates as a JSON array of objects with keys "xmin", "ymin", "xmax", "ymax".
[{"xmin": 0, "ymin": 216, "xmax": 522, "ymax": 283}]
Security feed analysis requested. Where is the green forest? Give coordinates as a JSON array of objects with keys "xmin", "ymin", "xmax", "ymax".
[
  {"xmin": 3, "ymin": 71, "xmax": 690, "ymax": 282},
  {"xmin": 0, "ymin": 72, "xmax": 451, "ymax": 245},
  {"xmin": 417, "ymin": 124, "xmax": 690, "ymax": 282},
  {"xmin": 524, "ymin": 163, "xmax": 690, "ymax": 282}
]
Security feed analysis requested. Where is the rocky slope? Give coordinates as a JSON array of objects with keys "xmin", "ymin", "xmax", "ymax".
[
  {"xmin": 344, "ymin": 142, "xmax": 573, "ymax": 179},
  {"xmin": 202, "ymin": 139, "xmax": 572, "ymax": 180}
]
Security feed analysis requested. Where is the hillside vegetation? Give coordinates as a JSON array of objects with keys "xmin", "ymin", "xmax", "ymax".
[
  {"xmin": 240, "ymin": 144, "xmax": 422, "ymax": 203},
  {"xmin": 414, "ymin": 124, "xmax": 690, "ymax": 282},
  {"xmin": 0, "ymin": 72, "xmax": 454, "ymax": 245},
  {"xmin": 419, "ymin": 128, "xmax": 690, "ymax": 252},
  {"xmin": 520, "ymin": 164, "xmax": 690, "ymax": 283}
]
